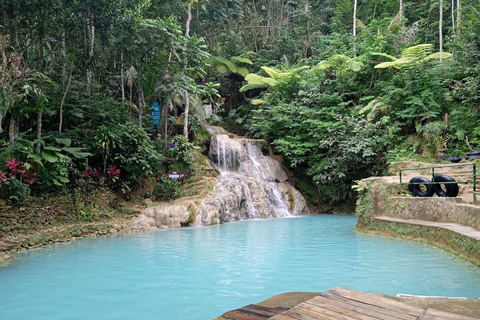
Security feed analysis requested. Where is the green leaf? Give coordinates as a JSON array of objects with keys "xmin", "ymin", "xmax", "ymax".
[
  {"xmin": 56, "ymin": 176, "xmax": 70, "ymax": 183},
  {"xmin": 33, "ymin": 139, "xmax": 46, "ymax": 147},
  {"xmin": 55, "ymin": 138, "xmax": 72, "ymax": 147},
  {"xmin": 230, "ymin": 56, "xmax": 253, "ymax": 65},
  {"xmin": 63, "ymin": 147, "xmax": 92, "ymax": 159},
  {"xmin": 43, "ymin": 146, "xmax": 62, "ymax": 151},
  {"xmin": 27, "ymin": 153, "xmax": 44, "ymax": 163},
  {"xmin": 54, "ymin": 151, "xmax": 70, "ymax": 159},
  {"xmin": 369, "ymin": 52, "xmax": 397, "ymax": 61},
  {"xmin": 52, "ymin": 179, "xmax": 62, "ymax": 186},
  {"xmin": 251, "ymin": 99, "xmax": 266, "ymax": 105},
  {"xmin": 41, "ymin": 150, "xmax": 58, "ymax": 163}
]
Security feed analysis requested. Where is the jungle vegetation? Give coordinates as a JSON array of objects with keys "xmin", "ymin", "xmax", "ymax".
[{"xmin": 0, "ymin": 0, "xmax": 479, "ymax": 207}]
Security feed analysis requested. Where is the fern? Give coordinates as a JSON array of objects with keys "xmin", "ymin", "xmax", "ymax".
[
  {"xmin": 261, "ymin": 66, "xmax": 291, "ymax": 80},
  {"xmin": 239, "ymin": 74, "xmax": 277, "ymax": 92},
  {"xmin": 230, "ymin": 56, "xmax": 253, "ymax": 65},
  {"xmin": 375, "ymin": 44, "xmax": 451, "ymax": 69},
  {"xmin": 369, "ymin": 52, "xmax": 397, "ymax": 61},
  {"xmin": 423, "ymin": 52, "xmax": 453, "ymax": 62},
  {"xmin": 359, "ymin": 98, "xmax": 390, "ymax": 122},
  {"xmin": 207, "ymin": 55, "xmax": 250, "ymax": 76},
  {"xmin": 315, "ymin": 54, "xmax": 364, "ymax": 73},
  {"xmin": 401, "ymin": 44, "xmax": 433, "ymax": 58}
]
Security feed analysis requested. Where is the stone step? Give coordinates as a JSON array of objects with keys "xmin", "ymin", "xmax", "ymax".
[{"xmin": 374, "ymin": 216, "xmax": 480, "ymax": 240}]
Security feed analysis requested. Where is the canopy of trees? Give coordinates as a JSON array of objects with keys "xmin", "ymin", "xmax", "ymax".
[{"xmin": 1, "ymin": 0, "xmax": 479, "ymax": 207}]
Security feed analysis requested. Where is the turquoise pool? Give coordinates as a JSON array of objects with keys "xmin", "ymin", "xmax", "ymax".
[{"xmin": 1, "ymin": 215, "xmax": 479, "ymax": 320}]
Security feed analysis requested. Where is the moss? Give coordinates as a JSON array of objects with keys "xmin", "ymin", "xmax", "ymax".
[
  {"xmin": 186, "ymin": 204, "xmax": 197, "ymax": 226},
  {"xmin": 355, "ymin": 173, "xmax": 480, "ymax": 266},
  {"xmin": 356, "ymin": 221, "xmax": 480, "ymax": 267}
]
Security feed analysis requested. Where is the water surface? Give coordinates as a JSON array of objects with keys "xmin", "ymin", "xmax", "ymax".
[{"xmin": 1, "ymin": 215, "xmax": 479, "ymax": 320}]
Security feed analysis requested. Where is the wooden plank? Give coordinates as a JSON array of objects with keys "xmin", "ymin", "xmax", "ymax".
[
  {"xmin": 294, "ymin": 303, "xmax": 366, "ymax": 320},
  {"xmin": 324, "ymin": 287, "xmax": 426, "ymax": 317},
  {"xmin": 419, "ymin": 309, "xmax": 480, "ymax": 320},
  {"xmin": 319, "ymin": 292, "xmax": 419, "ymax": 320},
  {"xmin": 303, "ymin": 298, "xmax": 397, "ymax": 320},
  {"xmin": 283, "ymin": 309, "xmax": 330, "ymax": 320},
  {"xmin": 241, "ymin": 304, "xmax": 288, "ymax": 317},
  {"xmin": 270, "ymin": 314, "xmax": 302, "ymax": 320},
  {"xmin": 292, "ymin": 306, "xmax": 352, "ymax": 320},
  {"xmin": 222, "ymin": 310, "xmax": 267, "ymax": 320}
]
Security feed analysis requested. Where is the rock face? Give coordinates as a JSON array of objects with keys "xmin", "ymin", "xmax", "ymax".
[{"xmin": 131, "ymin": 128, "xmax": 309, "ymax": 230}]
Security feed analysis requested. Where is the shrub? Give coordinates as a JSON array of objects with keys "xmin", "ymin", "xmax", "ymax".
[
  {"xmin": 93, "ymin": 122, "xmax": 164, "ymax": 183},
  {"xmin": 1, "ymin": 178, "xmax": 31, "ymax": 207},
  {"xmin": 154, "ymin": 179, "xmax": 181, "ymax": 201}
]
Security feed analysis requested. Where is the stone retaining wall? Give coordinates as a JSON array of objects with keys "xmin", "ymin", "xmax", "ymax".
[
  {"xmin": 0, "ymin": 191, "xmax": 118, "ymax": 237},
  {"xmin": 381, "ymin": 197, "xmax": 480, "ymax": 230},
  {"xmin": 355, "ymin": 177, "xmax": 480, "ymax": 266}
]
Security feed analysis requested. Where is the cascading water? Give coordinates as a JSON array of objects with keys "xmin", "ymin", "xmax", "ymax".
[
  {"xmin": 197, "ymin": 129, "xmax": 308, "ymax": 224},
  {"xmin": 131, "ymin": 127, "xmax": 309, "ymax": 230}
]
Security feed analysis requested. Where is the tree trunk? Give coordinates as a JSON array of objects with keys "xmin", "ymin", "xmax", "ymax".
[
  {"xmin": 353, "ymin": 0, "xmax": 358, "ymax": 57},
  {"xmin": 439, "ymin": 0, "xmax": 443, "ymax": 62},
  {"xmin": 456, "ymin": 0, "xmax": 461, "ymax": 35},
  {"xmin": 62, "ymin": 27, "xmax": 67, "ymax": 89},
  {"xmin": 36, "ymin": 109, "xmax": 43, "ymax": 153},
  {"xmin": 121, "ymin": 52, "xmax": 125, "ymax": 100},
  {"xmin": 183, "ymin": 91, "xmax": 190, "ymax": 138},
  {"xmin": 138, "ymin": 88, "xmax": 144, "ymax": 127},
  {"xmin": 86, "ymin": 17, "xmax": 95, "ymax": 95},
  {"xmin": 8, "ymin": 115, "xmax": 15, "ymax": 146},
  {"xmin": 451, "ymin": 0, "xmax": 455, "ymax": 31},
  {"xmin": 373, "ymin": 0, "xmax": 378, "ymax": 19},
  {"xmin": 59, "ymin": 68, "xmax": 73, "ymax": 133},
  {"xmin": 399, "ymin": 0, "xmax": 403, "ymax": 17},
  {"xmin": 183, "ymin": 1, "xmax": 193, "ymax": 138}
]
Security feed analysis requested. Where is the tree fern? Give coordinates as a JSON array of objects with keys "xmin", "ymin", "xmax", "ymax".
[
  {"xmin": 369, "ymin": 52, "xmax": 397, "ymax": 61},
  {"xmin": 230, "ymin": 56, "xmax": 253, "ymax": 65},
  {"xmin": 207, "ymin": 55, "xmax": 250, "ymax": 76},
  {"xmin": 359, "ymin": 98, "xmax": 390, "ymax": 122},
  {"xmin": 315, "ymin": 54, "xmax": 364, "ymax": 73},
  {"xmin": 239, "ymin": 74, "xmax": 277, "ymax": 92},
  {"xmin": 261, "ymin": 66, "xmax": 291, "ymax": 80},
  {"xmin": 375, "ymin": 44, "xmax": 451, "ymax": 69}
]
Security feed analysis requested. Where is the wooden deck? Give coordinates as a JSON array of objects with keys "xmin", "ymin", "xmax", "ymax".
[
  {"xmin": 222, "ymin": 304, "xmax": 289, "ymax": 319},
  {"xmin": 219, "ymin": 287, "xmax": 480, "ymax": 320},
  {"xmin": 270, "ymin": 287, "xmax": 480, "ymax": 320}
]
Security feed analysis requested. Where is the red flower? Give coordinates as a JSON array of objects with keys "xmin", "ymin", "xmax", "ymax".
[
  {"xmin": 0, "ymin": 172, "xmax": 5, "ymax": 180},
  {"xmin": 16, "ymin": 165, "xmax": 26, "ymax": 174},
  {"xmin": 24, "ymin": 172, "xmax": 36, "ymax": 185},
  {"xmin": 84, "ymin": 170, "xmax": 91, "ymax": 177},
  {"xmin": 107, "ymin": 166, "xmax": 120, "ymax": 176},
  {"xmin": 5, "ymin": 159, "xmax": 19, "ymax": 170}
]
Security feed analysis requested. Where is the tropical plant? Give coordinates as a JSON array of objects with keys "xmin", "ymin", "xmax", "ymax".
[{"xmin": 373, "ymin": 44, "xmax": 453, "ymax": 69}]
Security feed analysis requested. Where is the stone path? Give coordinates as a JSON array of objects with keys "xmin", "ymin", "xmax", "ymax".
[{"xmin": 374, "ymin": 216, "xmax": 480, "ymax": 240}]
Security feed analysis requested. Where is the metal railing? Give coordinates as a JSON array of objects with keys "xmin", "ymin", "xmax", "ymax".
[{"xmin": 399, "ymin": 163, "xmax": 478, "ymax": 203}]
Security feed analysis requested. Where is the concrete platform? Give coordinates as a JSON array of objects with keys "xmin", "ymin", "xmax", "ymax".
[{"xmin": 374, "ymin": 216, "xmax": 480, "ymax": 241}]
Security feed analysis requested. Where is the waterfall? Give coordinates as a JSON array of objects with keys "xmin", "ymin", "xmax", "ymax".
[
  {"xmin": 197, "ymin": 131, "xmax": 308, "ymax": 225},
  {"xmin": 131, "ymin": 127, "xmax": 309, "ymax": 231}
]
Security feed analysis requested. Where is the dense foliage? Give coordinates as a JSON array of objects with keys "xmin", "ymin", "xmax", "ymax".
[{"xmin": 1, "ymin": 0, "xmax": 479, "ymax": 207}]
